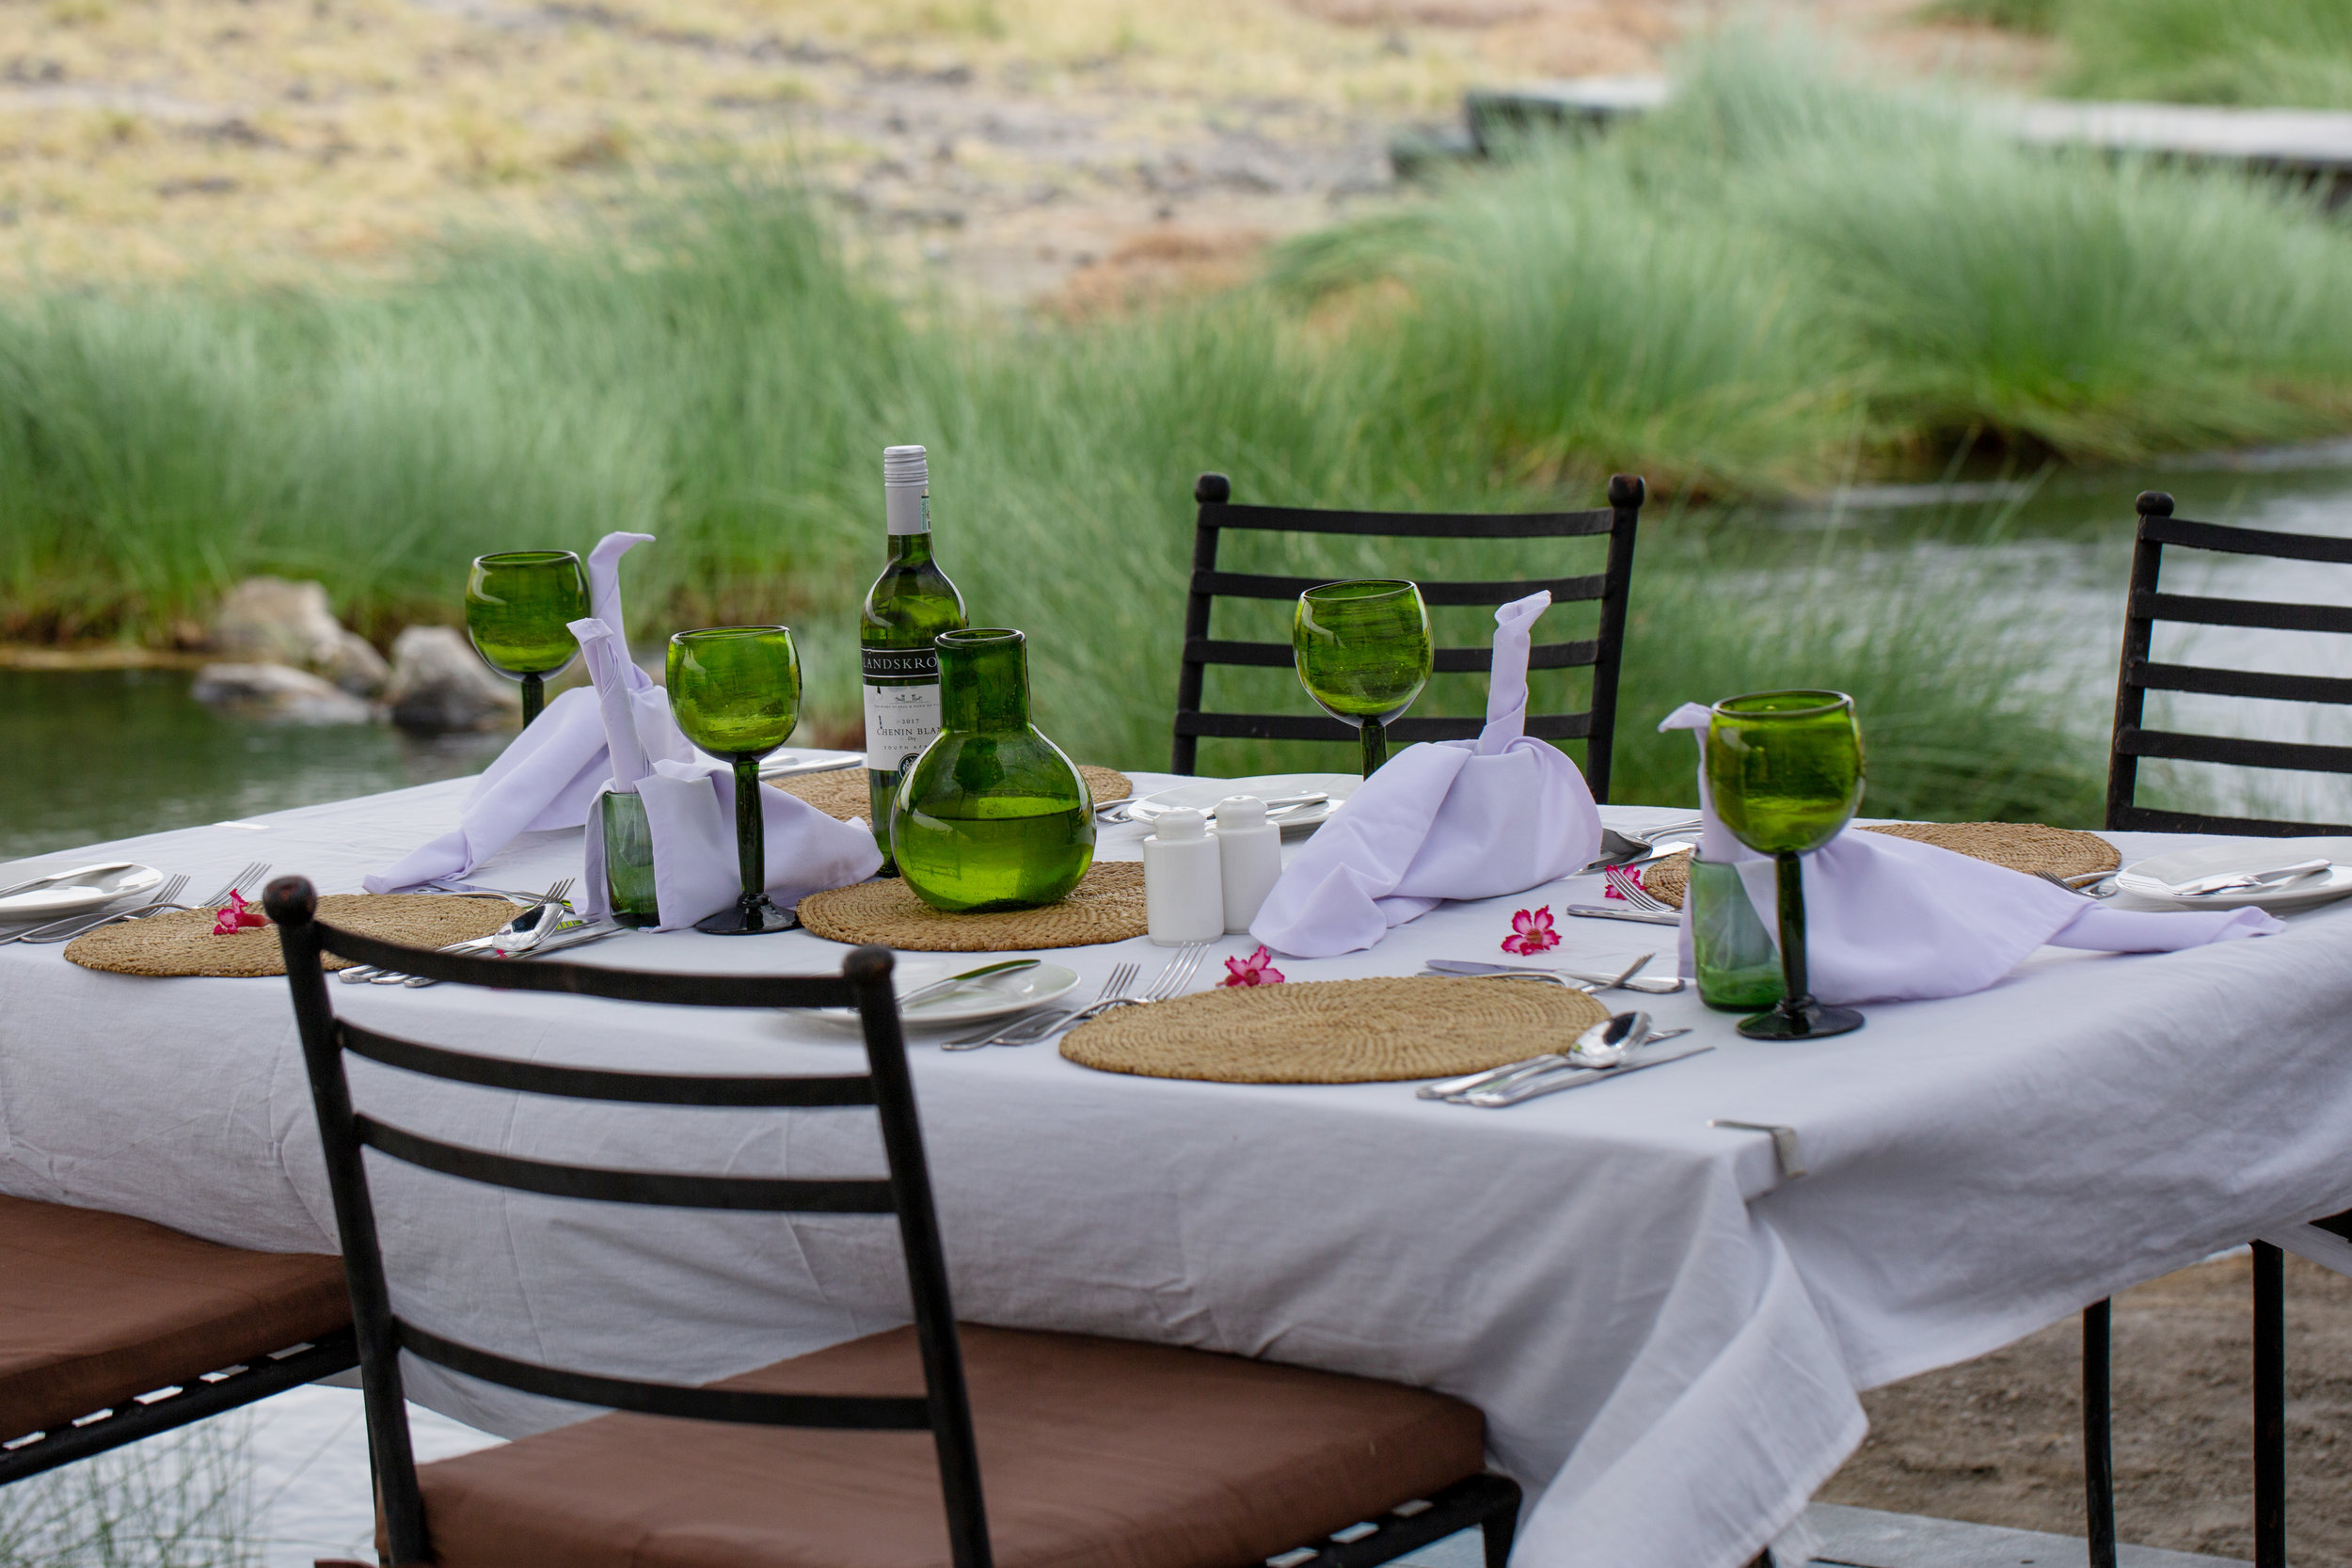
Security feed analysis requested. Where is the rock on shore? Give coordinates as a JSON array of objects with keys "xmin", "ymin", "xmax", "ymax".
[{"xmin": 383, "ymin": 626, "xmax": 521, "ymax": 734}]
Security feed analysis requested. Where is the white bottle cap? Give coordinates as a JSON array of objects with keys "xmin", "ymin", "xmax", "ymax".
[
  {"xmin": 882, "ymin": 445, "xmax": 929, "ymax": 488},
  {"xmin": 1215, "ymin": 796, "xmax": 1267, "ymax": 827},
  {"xmin": 1152, "ymin": 807, "xmax": 1208, "ymax": 841}
]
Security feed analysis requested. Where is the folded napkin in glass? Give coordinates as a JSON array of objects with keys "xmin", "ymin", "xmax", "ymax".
[
  {"xmin": 582, "ymin": 761, "xmax": 881, "ymax": 931},
  {"xmin": 366, "ymin": 531, "xmax": 695, "ymax": 895},
  {"xmin": 1250, "ymin": 591, "xmax": 1606, "ymax": 958},
  {"xmin": 1657, "ymin": 703, "xmax": 2283, "ymax": 1006}
]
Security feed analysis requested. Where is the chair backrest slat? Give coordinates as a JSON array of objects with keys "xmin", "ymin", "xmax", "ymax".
[
  {"xmin": 2106, "ymin": 491, "xmax": 2352, "ymax": 837},
  {"xmin": 341, "ymin": 1022, "xmax": 879, "ymax": 1107},
  {"xmin": 1172, "ymin": 472, "xmax": 1645, "ymax": 799},
  {"xmin": 354, "ymin": 1115, "xmax": 899, "ymax": 1212},
  {"xmin": 2131, "ymin": 660, "xmax": 2352, "ymax": 707},
  {"xmin": 1204, "ymin": 500, "xmax": 1616, "ymax": 539},
  {"xmin": 2144, "ymin": 514, "xmax": 2352, "ymax": 563},
  {"xmin": 395, "ymin": 1321, "xmax": 931, "ymax": 1430},
  {"xmin": 265, "ymin": 877, "xmax": 995, "ymax": 1568},
  {"xmin": 2140, "ymin": 590, "xmax": 2352, "ymax": 637}
]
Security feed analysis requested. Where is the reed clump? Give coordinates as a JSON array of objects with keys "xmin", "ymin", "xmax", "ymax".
[{"xmin": 10, "ymin": 50, "xmax": 2338, "ymax": 820}]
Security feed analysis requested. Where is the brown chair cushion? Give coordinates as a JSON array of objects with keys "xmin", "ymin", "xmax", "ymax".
[
  {"xmin": 0, "ymin": 1195, "xmax": 348, "ymax": 1440},
  {"xmin": 415, "ymin": 1323, "xmax": 1487, "ymax": 1568}
]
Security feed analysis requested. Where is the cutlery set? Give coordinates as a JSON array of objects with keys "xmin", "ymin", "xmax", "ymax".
[
  {"xmin": 1416, "ymin": 1012, "xmax": 1705, "ymax": 1107},
  {"xmin": 339, "ymin": 879, "xmax": 621, "ymax": 986},
  {"xmin": 942, "ymin": 942, "xmax": 1211, "ymax": 1050},
  {"xmin": 0, "ymin": 862, "xmax": 273, "ymax": 946}
]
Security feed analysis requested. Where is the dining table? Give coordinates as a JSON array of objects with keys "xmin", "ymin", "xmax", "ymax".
[{"xmin": 7, "ymin": 768, "xmax": 2352, "ymax": 1568}]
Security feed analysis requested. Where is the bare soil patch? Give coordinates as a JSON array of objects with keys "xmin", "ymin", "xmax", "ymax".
[{"xmin": 1821, "ymin": 1251, "xmax": 2352, "ymax": 1565}]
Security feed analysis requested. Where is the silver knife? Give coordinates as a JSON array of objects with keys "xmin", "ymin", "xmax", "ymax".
[
  {"xmin": 1457, "ymin": 1038, "xmax": 1708, "ymax": 1107},
  {"xmin": 1565, "ymin": 904, "xmax": 1680, "ymax": 927},
  {"xmin": 1425, "ymin": 958, "xmax": 1684, "ymax": 993},
  {"xmin": 0, "ymin": 863, "xmax": 137, "ymax": 903}
]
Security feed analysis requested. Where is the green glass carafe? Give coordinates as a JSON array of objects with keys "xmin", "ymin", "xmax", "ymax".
[
  {"xmin": 891, "ymin": 629, "xmax": 1094, "ymax": 913},
  {"xmin": 1686, "ymin": 854, "xmax": 1785, "ymax": 1012}
]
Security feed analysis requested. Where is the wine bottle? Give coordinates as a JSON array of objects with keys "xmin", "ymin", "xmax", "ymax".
[{"xmin": 863, "ymin": 444, "xmax": 968, "ymax": 872}]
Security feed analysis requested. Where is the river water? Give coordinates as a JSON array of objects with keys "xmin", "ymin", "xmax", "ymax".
[{"xmin": 7, "ymin": 451, "xmax": 2351, "ymax": 859}]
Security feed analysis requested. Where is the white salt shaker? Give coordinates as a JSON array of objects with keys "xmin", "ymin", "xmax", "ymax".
[
  {"xmin": 1215, "ymin": 796, "xmax": 1281, "ymax": 934},
  {"xmin": 1142, "ymin": 808, "xmax": 1223, "ymax": 944}
]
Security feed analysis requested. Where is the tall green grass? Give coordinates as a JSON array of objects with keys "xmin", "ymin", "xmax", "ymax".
[
  {"xmin": 17, "ymin": 48, "xmax": 2342, "ymax": 819},
  {"xmin": 0, "ymin": 1420, "xmax": 255, "ymax": 1568},
  {"xmin": 1928, "ymin": 0, "xmax": 2352, "ymax": 109}
]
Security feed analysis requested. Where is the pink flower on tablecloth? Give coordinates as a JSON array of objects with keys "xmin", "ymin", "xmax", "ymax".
[
  {"xmin": 1501, "ymin": 906, "xmax": 1558, "ymax": 956},
  {"xmin": 1601, "ymin": 866, "xmax": 1646, "ymax": 901},
  {"xmin": 211, "ymin": 890, "xmax": 269, "ymax": 935},
  {"xmin": 1220, "ymin": 945, "xmax": 1285, "ymax": 987}
]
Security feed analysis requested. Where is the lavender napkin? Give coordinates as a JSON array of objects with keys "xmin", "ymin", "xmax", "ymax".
[
  {"xmin": 364, "ymin": 532, "xmax": 692, "ymax": 895},
  {"xmin": 1657, "ymin": 704, "xmax": 2282, "ymax": 1005},
  {"xmin": 1249, "ymin": 592, "xmax": 1606, "ymax": 958},
  {"xmin": 582, "ymin": 760, "xmax": 882, "ymax": 931}
]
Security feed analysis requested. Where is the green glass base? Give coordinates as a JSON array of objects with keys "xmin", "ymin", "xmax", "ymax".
[
  {"xmin": 695, "ymin": 895, "xmax": 798, "ymax": 936},
  {"xmin": 1737, "ymin": 1000, "xmax": 1864, "ymax": 1039}
]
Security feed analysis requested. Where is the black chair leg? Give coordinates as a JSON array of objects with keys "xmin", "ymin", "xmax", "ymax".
[
  {"xmin": 2254, "ymin": 1240, "xmax": 2285, "ymax": 1568},
  {"xmin": 2084, "ymin": 1298, "xmax": 2117, "ymax": 1568},
  {"xmin": 1482, "ymin": 1494, "xmax": 1518, "ymax": 1568}
]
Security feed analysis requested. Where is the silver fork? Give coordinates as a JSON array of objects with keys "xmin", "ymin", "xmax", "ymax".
[
  {"xmin": 996, "ymin": 942, "xmax": 1211, "ymax": 1044},
  {"xmin": 1602, "ymin": 863, "xmax": 1677, "ymax": 915},
  {"xmin": 198, "ymin": 862, "xmax": 274, "ymax": 910},
  {"xmin": 943, "ymin": 961, "xmax": 1139, "ymax": 1051},
  {"xmin": 363, "ymin": 878, "xmax": 578, "ymax": 985},
  {"xmin": 3, "ymin": 874, "xmax": 192, "ymax": 946}
]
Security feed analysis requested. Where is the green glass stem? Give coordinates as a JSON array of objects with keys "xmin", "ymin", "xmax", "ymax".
[
  {"xmin": 1359, "ymin": 720, "xmax": 1388, "ymax": 777},
  {"xmin": 1772, "ymin": 850, "xmax": 1811, "ymax": 1015},
  {"xmin": 520, "ymin": 673, "xmax": 544, "ymax": 729},
  {"xmin": 734, "ymin": 754, "xmax": 763, "ymax": 907}
]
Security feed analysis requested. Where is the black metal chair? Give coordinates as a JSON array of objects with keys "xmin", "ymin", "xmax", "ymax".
[
  {"xmin": 2090, "ymin": 488, "xmax": 2352, "ymax": 1568},
  {"xmin": 0, "ymin": 1198, "xmax": 355, "ymax": 1486},
  {"xmin": 265, "ymin": 876, "xmax": 1520, "ymax": 1568},
  {"xmin": 1172, "ymin": 472, "xmax": 1645, "ymax": 800}
]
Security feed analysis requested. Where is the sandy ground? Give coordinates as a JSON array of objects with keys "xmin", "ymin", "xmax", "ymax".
[
  {"xmin": 1822, "ymin": 1250, "xmax": 2352, "ymax": 1565},
  {"xmin": 0, "ymin": 0, "xmax": 2048, "ymax": 302}
]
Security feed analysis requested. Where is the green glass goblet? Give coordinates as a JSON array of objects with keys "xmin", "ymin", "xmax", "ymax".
[
  {"xmin": 1294, "ymin": 579, "xmax": 1433, "ymax": 776},
  {"xmin": 666, "ymin": 626, "xmax": 803, "ymax": 936},
  {"xmin": 1706, "ymin": 689, "xmax": 1867, "ymax": 1041},
  {"xmin": 466, "ymin": 550, "xmax": 590, "ymax": 727}
]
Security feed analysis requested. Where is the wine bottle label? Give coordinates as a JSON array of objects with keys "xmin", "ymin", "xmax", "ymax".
[
  {"xmin": 864, "ymin": 680, "xmax": 943, "ymax": 778},
  {"xmin": 861, "ymin": 647, "xmax": 939, "ymax": 681}
]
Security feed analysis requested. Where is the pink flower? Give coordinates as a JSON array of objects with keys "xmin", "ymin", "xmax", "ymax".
[
  {"xmin": 1219, "ymin": 944, "xmax": 1286, "ymax": 987},
  {"xmin": 1500, "ymin": 906, "xmax": 1558, "ymax": 956},
  {"xmin": 1601, "ymin": 865, "xmax": 1645, "ymax": 901},
  {"xmin": 210, "ymin": 889, "xmax": 269, "ymax": 936}
]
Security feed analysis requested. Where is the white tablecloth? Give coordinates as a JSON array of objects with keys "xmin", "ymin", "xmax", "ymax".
[{"xmin": 7, "ymin": 776, "xmax": 2352, "ymax": 1568}]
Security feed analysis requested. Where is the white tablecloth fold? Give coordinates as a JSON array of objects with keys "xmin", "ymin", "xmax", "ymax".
[
  {"xmin": 1250, "ymin": 592, "xmax": 1604, "ymax": 958},
  {"xmin": 363, "ymin": 533, "xmax": 692, "ymax": 895},
  {"xmin": 1658, "ymin": 703, "xmax": 2280, "ymax": 1004},
  {"xmin": 581, "ymin": 759, "xmax": 882, "ymax": 930}
]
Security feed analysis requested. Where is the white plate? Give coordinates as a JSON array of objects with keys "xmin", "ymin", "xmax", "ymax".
[
  {"xmin": 755, "ymin": 750, "xmax": 866, "ymax": 780},
  {"xmin": 0, "ymin": 863, "xmax": 166, "ymax": 922},
  {"xmin": 1126, "ymin": 773, "xmax": 1359, "ymax": 834},
  {"xmin": 2111, "ymin": 837, "xmax": 2352, "ymax": 912},
  {"xmin": 817, "ymin": 959, "xmax": 1082, "ymax": 1030}
]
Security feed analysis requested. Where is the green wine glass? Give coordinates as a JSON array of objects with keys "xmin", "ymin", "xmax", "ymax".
[
  {"xmin": 1705, "ymin": 689, "xmax": 1867, "ymax": 1040},
  {"xmin": 1293, "ymin": 579, "xmax": 1433, "ymax": 776},
  {"xmin": 466, "ymin": 550, "xmax": 590, "ymax": 728},
  {"xmin": 666, "ymin": 626, "xmax": 803, "ymax": 936}
]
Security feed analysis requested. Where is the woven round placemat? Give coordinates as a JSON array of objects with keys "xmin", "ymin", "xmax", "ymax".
[
  {"xmin": 1626, "ymin": 823, "xmax": 2119, "ymax": 911},
  {"xmin": 773, "ymin": 765, "xmax": 1132, "ymax": 823},
  {"xmin": 63, "ymin": 894, "xmax": 518, "ymax": 978},
  {"xmin": 1060, "ymin": 976, "xmax": 1612, "ymax": 1085},
  {"xmin": 796, "ymin": 862, "xmax": 1147, "ymax": 951}
]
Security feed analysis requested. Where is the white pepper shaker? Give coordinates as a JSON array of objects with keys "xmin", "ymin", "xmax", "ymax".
[
  {"xmin": 1215, "ymin": 796, "xmax": 1281, "ymax": 934},
  {"xmin": 1142, "ymin": 808, "xmax": 1223, "ymax": 944}
]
